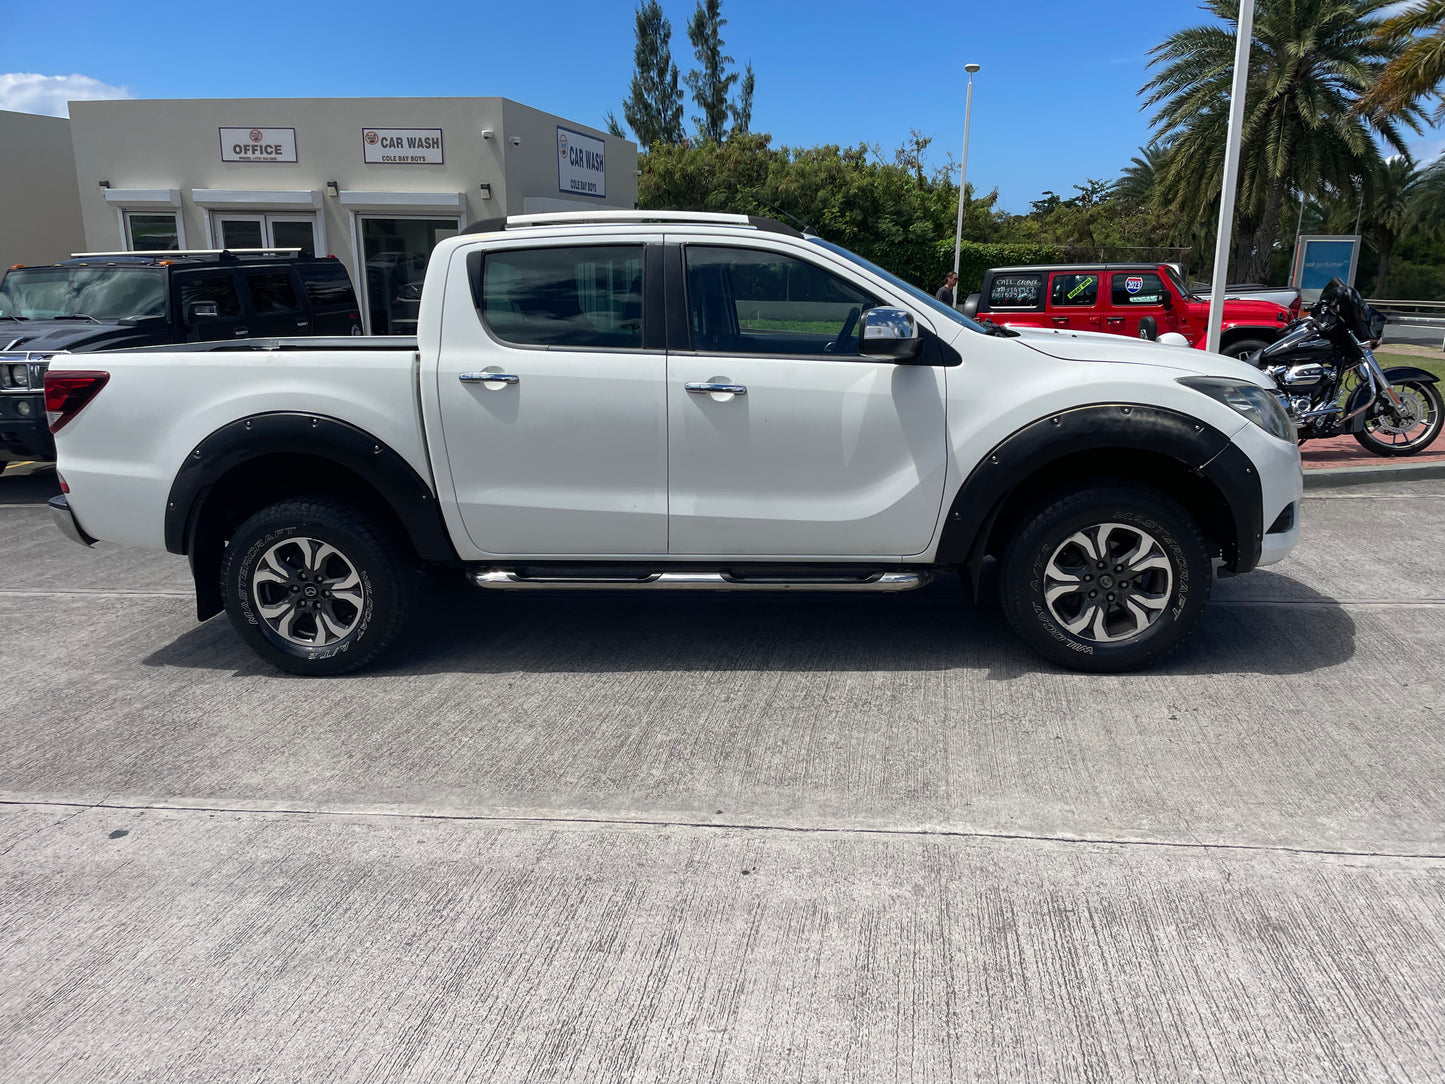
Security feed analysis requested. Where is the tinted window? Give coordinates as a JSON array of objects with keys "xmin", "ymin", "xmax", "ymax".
[
  {"xmin": 178, "ymin": 273, "xmax": 241, "ymax": 320},
  {"xmin": 1111, "ymin": 272, "xmax": 1167, "ymax": 306},
  {"xmin": 127, "ymin": 214, "xmax": 179, "ymax": 251},
  {"xmin": 245, "ymin": 271, "xmax": 300, "ymax": 314},
  {"xmin": 479, "ymin": 246, "xmax": 644, "ymax": 349},
  {"xmin": 685, "ymin": 246, "xmax": 877, "ymax": 357},
  {"xmin": 987, "ymin": 273, "xmax": 1043, "ymax": 309},
  {"xmin": 298, "ymin": 264, "xmax": 357, "ymax": 309},
  {"xmin": 1051, "ymin": 273, "xmax": 1099, "ymax": 307}
]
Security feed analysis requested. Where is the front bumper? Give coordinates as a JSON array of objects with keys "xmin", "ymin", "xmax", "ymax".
[
  {"xmin": 0, "ymin": 392, "xmax": 54, "ymax": 461},
  {"xmin": 1228, "ymin": 420, "xmax": 1304, "ymax": 569},
  {"xmin": 49, "ymin": 494, "xmax": 96, "ymax": 547}
]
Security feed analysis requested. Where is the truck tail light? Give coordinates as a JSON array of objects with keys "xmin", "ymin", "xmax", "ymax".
[{"xmin": 43, "ymin": 370, "xmax": 110, "ymax": 434}]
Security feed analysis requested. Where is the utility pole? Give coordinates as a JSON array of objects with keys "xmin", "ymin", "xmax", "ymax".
[
  {"xmin": 951, "ymin": 63, "xmax": 981, "ymax": 302},
  {"xmin": 1205, "ymin": 0, "xmax": 1255, "ymax": 355}
]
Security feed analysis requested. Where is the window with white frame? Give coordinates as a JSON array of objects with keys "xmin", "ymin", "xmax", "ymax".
[{"xmin": 125, "ymin": 212, "xmax": 180, "ymax": 251}]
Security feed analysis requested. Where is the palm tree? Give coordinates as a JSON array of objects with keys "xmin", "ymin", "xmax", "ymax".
[
  {"xmin": 1112, "ymin": 143, "xmax": 1169, "ymax": 207},
  {"xmin": 1360, "ymin": 156, "xmax": 1427, "ymax": 294},
  {"xmin": 1142, "ymin": 0, "xmax": 1419, "ymax": 284},
  {"xmin": 1357, "ymin": 0, "xmax": 1445, "ymax": 124}
]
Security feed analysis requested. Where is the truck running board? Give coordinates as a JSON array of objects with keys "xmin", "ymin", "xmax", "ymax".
[{"xmin": 469, "ymin": 569, "xmax": 933, "ymax": 592}]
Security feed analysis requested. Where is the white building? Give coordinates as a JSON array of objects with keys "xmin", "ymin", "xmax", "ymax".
[
  {"xmin": 64, "ymin": 97, "xmax": 637, "ymax": 332},
  {"xmin": 0, "ymin": 109, "xmax": 84, "ymax": 271}
]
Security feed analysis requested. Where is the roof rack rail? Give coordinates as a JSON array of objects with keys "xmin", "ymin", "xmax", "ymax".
[
  {"xmin": 69, "ymin": 248, "xmax": 304, "ymax": 259},
  {"xmin": 459, "ymin": 210, "xmax": 803, "ymax": 239}
]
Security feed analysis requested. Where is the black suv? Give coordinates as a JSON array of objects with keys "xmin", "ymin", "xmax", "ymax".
[{"xmin": 0, "ymin": 249, "xmax": 361, "ymax": 466}]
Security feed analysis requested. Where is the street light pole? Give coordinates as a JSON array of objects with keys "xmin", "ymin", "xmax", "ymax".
[
  {"xmin": 1205, "ymin": 0, "xmax": 1255, "ymax": 355},
  {"xmin": 951, "ymin": 62, "xmax": 981, "ymax": 305}
]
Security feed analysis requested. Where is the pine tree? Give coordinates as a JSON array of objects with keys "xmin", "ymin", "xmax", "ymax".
[
  {"xmin": 685, "ymin": 0, "xmax": 739, "ymax": 143},
  {"xmin": 621, "ymin": 1, "xmax": 685, "ymax": 148},
  {"xmin": 729, "ymin": 62, "xmax": 754, "ymax": 135}
]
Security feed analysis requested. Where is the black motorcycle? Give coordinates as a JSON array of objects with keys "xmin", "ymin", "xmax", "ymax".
[{"xmin": 1248, "ymin": 278, "xmax": 1443, "ymax": 456}]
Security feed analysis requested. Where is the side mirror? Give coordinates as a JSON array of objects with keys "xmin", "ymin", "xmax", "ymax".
[
  {"xmin": 186, "ymin": 300, "xmax": 219, "ymax": 323},
  {"xmin": 961, "ymin": 292, "xmax": 981, "ymax": 319},
  {"xmin": 1161, "ymin": 292, "xmax": 1174, "ymax": 311},
  {"xmin": 859, "ymin": 307, "xmax": 925, "ymax": 361}
]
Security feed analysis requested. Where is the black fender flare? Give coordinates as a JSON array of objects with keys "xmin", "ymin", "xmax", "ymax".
[
  {"xmin": 1343, "ymin": 366, "xmax": 1442, "ymax": 433},
  {"xmin": 166, "ymin": 413, "xmax": 459, "ymax": 619},
  {"xmin": 934, "ymin": 403, "xmax": 1263, "ymax": 580}
]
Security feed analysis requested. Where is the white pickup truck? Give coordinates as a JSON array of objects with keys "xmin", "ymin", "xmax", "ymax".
[{"xmin": 45, "ymin": 211, "xmax": 1303, "ymax": 675}]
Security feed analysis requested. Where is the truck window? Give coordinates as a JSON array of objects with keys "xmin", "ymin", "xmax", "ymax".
[
  {"xmin": 1051, "ymin": 273, "xmax": 1099, "ymax": 307},
  {"xmin": 177, "ymin": 273, "xmax": 241, "ymax": 321},
  {"xmin": 477, "ymin": 246, "xmax": 644, "ymax": 349},
  {"xmin": 245, "ymin": 271, "xmax": 301, "ymax": 314},
  {"xmin": 297, "ymin": 264, "xmax": 357, "ymax": 309},
  {"xmin": 987, "ymin": 274, "xmax": 1043, "ymax": 310},
  {"xmin": 1111, "ymin": 272, "xmax": 1167, "ymax": 306},
  {"xmin": 684, "ymin": 245, "xmax": 877, "ymax": 357}
]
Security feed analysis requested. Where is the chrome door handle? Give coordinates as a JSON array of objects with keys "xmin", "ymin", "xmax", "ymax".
[
  {"xmin": 459, "ymin": 372, "xmax": 519, "ymax": 384},
  {"xmin": 233, "ymin": 327, "xmax": 249, "ymax": 336},
  {"xmin": 685, "ymin": 382, "xmax": 747, "ymax": 395}
]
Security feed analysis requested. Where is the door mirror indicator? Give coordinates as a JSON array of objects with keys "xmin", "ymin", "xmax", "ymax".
[
  {"xmin": 859, "ymin": 307, "xmax": 925, "ymax": 361},
  {"xmin": 187, "ymin": 301, "xmax": 219, "ymax": 322}
]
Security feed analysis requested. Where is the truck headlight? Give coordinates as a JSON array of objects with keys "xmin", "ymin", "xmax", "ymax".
[
  {"xmin": 9, "ymin": 363, "xmax": 28, "ymax": 387},
  {"xmin": 1178, "ymin": 376, "xmax": 1295, "ymax": 443}
]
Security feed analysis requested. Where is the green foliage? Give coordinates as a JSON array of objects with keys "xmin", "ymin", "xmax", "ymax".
[
  {"xmin": 639, "ymin": 134, "xmax": 1009, "ymax": 289},
  {"xmin": 621, "ymin": 1, "xmax": 685, "ymax": 147},
  {"xmin": 937, "ymin": 242, "xmax": 1068, "ymax": 297}
]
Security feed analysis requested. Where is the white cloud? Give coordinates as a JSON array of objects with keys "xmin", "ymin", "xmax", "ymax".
[{"xmin": 0, "ymin": 73, "xmax": 132, "ymax": 117}]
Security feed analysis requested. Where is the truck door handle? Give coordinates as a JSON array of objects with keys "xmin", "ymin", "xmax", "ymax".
[
  {"xmin": 686, "ymin": 382, "xmax": 747, "ymax": 395},
  {"xmin": 233, "ymin": 327, "xmax": 249, "ymax": 336},
  {"xmin": 1051, "ymin": 317, "xmax": 1068, "ymax": 326},
  {"xmin": 459, "ymin": 372, "xmax": 519, "ymax": 385},
  {"xmin": 1107, "ymin": 317, "xmax": 1124, "ymax": 326}
]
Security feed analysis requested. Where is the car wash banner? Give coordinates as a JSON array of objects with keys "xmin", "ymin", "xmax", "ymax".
[{"xmin": 557, "ymin": 127, "xmax": 606, "ymax": 198}]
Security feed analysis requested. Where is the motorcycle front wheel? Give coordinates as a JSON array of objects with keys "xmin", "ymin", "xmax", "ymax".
[{"xmin": 1354, "ymin": 380, "xmax": 1445, "ymax": 457}]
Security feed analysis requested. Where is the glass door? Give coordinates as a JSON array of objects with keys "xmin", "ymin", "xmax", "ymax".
[{"xmin": 359, "ymin": 217, "xmax": 459, "ymax": 334}]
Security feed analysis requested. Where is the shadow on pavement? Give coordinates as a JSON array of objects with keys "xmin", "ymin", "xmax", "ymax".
[
  {"xmin": 144, "ymin": 568, "xmax": 1355, "ymax": 679},
  {"xmin": 0, "ymin": 465, "xmax": 61, "ymax": 506}
]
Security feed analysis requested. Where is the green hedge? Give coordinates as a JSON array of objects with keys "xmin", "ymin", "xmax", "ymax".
[{"xmin": 926, "ymin": 240, "xmax": 1066, "ymax": 298}]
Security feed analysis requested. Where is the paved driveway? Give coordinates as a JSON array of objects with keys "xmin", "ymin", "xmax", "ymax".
[{"xmin": 2, "ymin": 466, "xmax": 1443, "ymax": 1083}]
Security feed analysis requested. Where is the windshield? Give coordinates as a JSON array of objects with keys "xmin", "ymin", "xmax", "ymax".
[
  {"xmin": 1162, "ymin": 265, "xmax": 1196, "ymax": 301},
  {"xmin": 0, "ymin": 267, "xmax": 167, "ymax": 321},
  {"xmin": 808, "ymin": 239, "xmax": 988, "ymax": 335}
]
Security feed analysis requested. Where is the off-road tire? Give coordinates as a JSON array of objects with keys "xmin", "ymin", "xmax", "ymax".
[
  {"xmin": 999, "ymin": 483, "xmax": 1213, "ymax": 673},
  {"xmin": 1222, "ymin": 337, "xmax": 1269, "ymax": 362},
  {"xmin": 220, "ymin": 496, "xmax": 413, "ymax": 676}
]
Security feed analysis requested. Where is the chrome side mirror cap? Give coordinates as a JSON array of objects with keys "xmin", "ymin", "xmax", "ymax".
[{"xmin": 859, "ymin": 307, "xmax": 925, "ymax": 361}]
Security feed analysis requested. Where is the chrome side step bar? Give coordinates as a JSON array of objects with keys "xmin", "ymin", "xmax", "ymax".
[{"xmin": 470, "ymin": 569, "xmax": 933, "ymax": 592}]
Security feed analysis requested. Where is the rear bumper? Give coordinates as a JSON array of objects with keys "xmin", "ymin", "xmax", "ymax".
[
  {"xmin": 0, "ymin": 393, "xmax": 55, "ymax": 461},
  {"xmin": 49, "ymin": 494, "xmax": 96, "ymax": 547}
]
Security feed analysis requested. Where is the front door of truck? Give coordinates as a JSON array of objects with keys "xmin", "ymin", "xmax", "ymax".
[
  {"xmin": 665, "ymin": 242, "xmax": 948, "ymax": 556},
  {"xmin": 1105, "ymin": 270, "xmax": 1171, "ymax": 339},
  {"xmin": 433, "ymin": 239, "xmax": 667, "ymax": 556}
]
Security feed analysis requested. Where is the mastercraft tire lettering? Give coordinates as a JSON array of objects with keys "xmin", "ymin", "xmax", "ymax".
[
  {"xmin": 219, "ymin": 497, "xmax": 413, "ymax": 676},
  {"xmin": 1000, "ymin": 484, "xmax": 1212, "ymax": 672}
]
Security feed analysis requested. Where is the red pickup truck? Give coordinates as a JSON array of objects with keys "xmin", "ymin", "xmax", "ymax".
[{"xmin": 962, "ymin": 263, "xmax": 1298, "ymax": 359}]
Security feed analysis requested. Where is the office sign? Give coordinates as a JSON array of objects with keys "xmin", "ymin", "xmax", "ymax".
[
  {"xmin": 557, "ymin": 126, "xmax": 605, "ymax": 198},
  {"xmin": 1292, "ymin": 234, "xmax": 1361, "ymax": 303},
  {"xmin": 363, "ymin": 128, "xmax": 444, "ymax": 164},
  {"xmin": 220, "ymin": 127, "xmax": 297, "ymax": 163}
]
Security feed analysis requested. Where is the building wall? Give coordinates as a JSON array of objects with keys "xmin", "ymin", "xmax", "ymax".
[
  {"xmin": 0, "ymin": 109, "xmax": 84, "ymax": 270},
  {"xmin": 67, "ymin": 97, "xmax": 637, "ymax": 329}
]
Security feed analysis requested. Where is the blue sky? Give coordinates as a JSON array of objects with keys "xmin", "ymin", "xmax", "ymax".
[{"xmin": 2, "ymin": 0, "xmax": 1441, "ymax": 213}]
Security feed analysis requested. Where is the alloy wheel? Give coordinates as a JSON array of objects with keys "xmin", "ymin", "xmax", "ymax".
[
  {"xmin": 1042, "ymin": 522, "xmax": 1174, "ymax": 643},
  {"xmin": 251, "ymin": 536, "xmax": 366, "ymax": 647}
]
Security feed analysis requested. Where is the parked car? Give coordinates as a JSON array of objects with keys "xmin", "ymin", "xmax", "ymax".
[
  {"xmin": 962, "ymin": 263, "xmax": 1298, "ymax": 359},
  {"xmin": 0, "ymin": 249, "xmax": 361, "ymax": 465},
  {"xmin": 46, "ymin": 211, "xmax": 1302, "ymax": 675}
]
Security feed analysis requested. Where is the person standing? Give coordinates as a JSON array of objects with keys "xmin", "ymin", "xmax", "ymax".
[{"xmin": 936, "ymin": 271, "xmax": 959, "ymax": 307}]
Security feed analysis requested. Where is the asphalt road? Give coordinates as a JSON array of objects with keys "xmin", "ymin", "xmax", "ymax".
[
  {"xmin": 2, "ymin": 465, "xmax": 1444, "ymax": 1083},
  {"xmin": 1384, "ymin": 318, "xmax": 1445, "ymax": 351}
]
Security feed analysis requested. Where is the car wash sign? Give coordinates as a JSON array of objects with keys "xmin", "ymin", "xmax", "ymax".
[
  {"xmin": 220, "ymin": 127, "xmax": 298, "ymax": 163},
  {"xmin": 363, "ymin": 128, "xmax": 444, "ymax": 164},
  {"xmin": 557, "ymin": 126, "xmax": 605, "ymax": 198}
]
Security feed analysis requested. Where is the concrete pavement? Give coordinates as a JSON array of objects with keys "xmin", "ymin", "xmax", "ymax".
[{"xmin": 2, "ymin": 468, "xmax": 1444, "ymax": 1082}]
